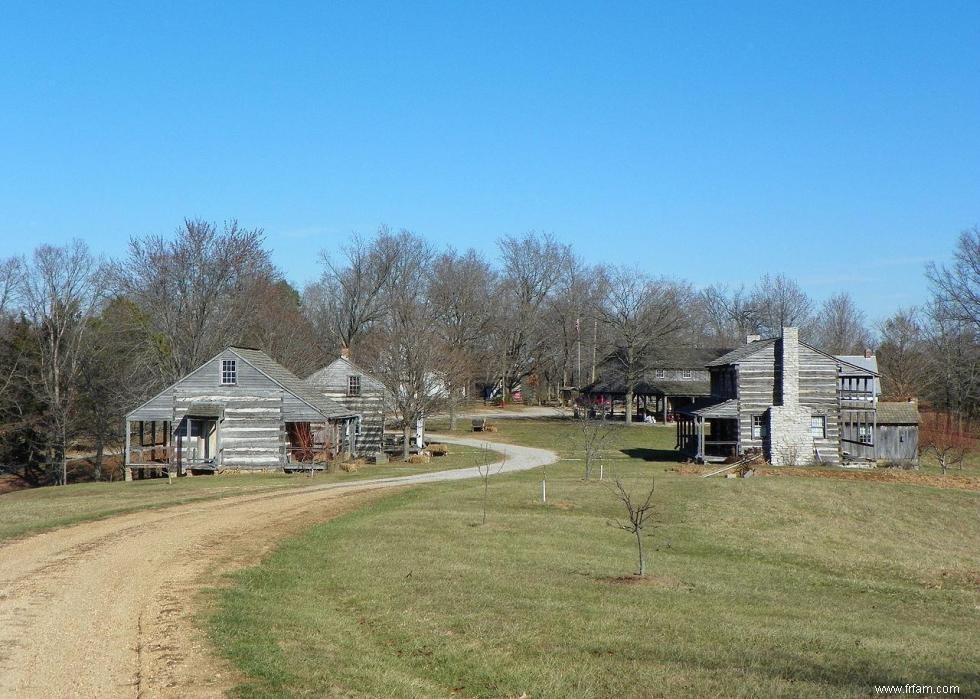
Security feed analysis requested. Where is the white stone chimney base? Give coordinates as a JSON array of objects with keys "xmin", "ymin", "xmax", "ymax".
[{"xmin": 768, "ymin": 405, "xmax": 814, "ymax": 466}]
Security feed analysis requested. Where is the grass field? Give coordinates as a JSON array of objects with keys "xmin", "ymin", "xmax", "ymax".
[
  {"xmin": 209, "ymin": 419, "xmax": 980, "ymax": 698},
  {"xmin": 0, "ymin": 444, "xmax": 490, "ymax": 543}
]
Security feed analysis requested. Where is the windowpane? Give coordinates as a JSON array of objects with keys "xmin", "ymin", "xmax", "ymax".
[
  {"xmin": 348, "ymin": 375, "xmax": 361, "ymax": 396},
  {"xmin": 810, "ymin": 416, "xmax": 826, "ymax": 438},
  {"xmin": 751, "ymin": 415, "xmax": 767, "ymax": 439},
  {"xmin": 221, "ymin": 359, "xmax": 237, "ymax": 385}
]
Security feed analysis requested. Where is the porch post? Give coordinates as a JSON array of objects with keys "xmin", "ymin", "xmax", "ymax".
[
  {"xmin": 124, "ymin": 420, "xmax": 132, "ymax": 482},
  {"xmin": 698, "ymin": 416, "xmax": 705, "ymax": 462}
]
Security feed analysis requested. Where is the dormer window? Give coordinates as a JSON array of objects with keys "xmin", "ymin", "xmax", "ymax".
[
  {"xmin": 348, "ymin": 375, "xmax": 361, "ymax": 396},
  {"xmin": 221, "ymin": 359, "xmax": 237, "ymax": 385}
]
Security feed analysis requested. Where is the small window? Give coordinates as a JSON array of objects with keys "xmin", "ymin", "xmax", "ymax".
[
  {"xmin": 221, "ymin": 359, "xmax": 237, "ymax": 385},
  {"xmin": 810, "ymin": 416, "xmax": 826, "ymax": 438},
  {"xmin": 354, "ymin": 416, "xmax": 362, "ymax": 435},
  {"xmin": 655, "ymin": 369, "xmax": 666, "ymax": 379},
  {"xmin": 858, "ymin": 425, "xmax": 872, "ymax": 444},
  {"xmin": 681, "ymin": 369, "xmax": 693, "ymax": 379},
  {"xmin": 348, "ymin": 375, "xmax": 362, "ymax": 396},
  {"xmin": 751, "ymin": 415, "xmax": 768, "ymax": 439}
]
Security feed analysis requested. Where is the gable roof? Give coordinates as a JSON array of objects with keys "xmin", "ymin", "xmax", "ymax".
[
  {"xmin": 707, "ymin": 338, "xmax": 880, "ymax": 376},
  {"xmin": 126, "ymin": 347, "xmax": 356, "ymax": 420},
  {"xmin": 230, "ymin": 348, "xmax": 356, "ymax": 419},
  {"xmin": 706, "ymin": 338, "xmax": 778, "ymax": 366},
  {"xmin": 305, "ymin": 356, "xmax": 388, "ymax": 394}
]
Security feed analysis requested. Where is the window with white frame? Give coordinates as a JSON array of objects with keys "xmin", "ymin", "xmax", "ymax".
[
  {"xmin": 655, "ymin": 369, "xmax": 666, "ymax": 379},
  {"xmin": 681, "ymin": 369, "xmax": 693, "ymax": 379},
  {"xmin": 751, "ymin": 415, "xmax": 768, "ymax": 439},
  {"xmin": 858, "ymin": 425, "xmax": 872, "ymax": 444},
  {"xmin": 348, "ymin": 375, "xmax": 362, "ymax": 396},
  {"xmin": 810, "ymin": 415, "xmax": 826, "ymax": 438},
  {"xmin": 221, "ymin": 359, "xmax": 237, "ymax": 385}
]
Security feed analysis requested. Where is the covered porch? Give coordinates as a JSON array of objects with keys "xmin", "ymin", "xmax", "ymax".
[{"xmin": 676, "ymin": 399, "xmax": 740, "ymax": 463}]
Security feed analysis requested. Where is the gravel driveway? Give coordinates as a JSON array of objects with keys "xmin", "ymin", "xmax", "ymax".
[{"xmin": 0, "ymin": 436, "xmax": 555, "ymax": 698}]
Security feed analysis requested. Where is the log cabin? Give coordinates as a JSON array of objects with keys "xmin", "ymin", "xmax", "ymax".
[
  {"xmin": 304, "ymin": 350, "xmax": 389, "ymax": 456},
  {"xmin": 677, "ymin": 327, "xmax": 882, "ymax": 465},
  {"xmin": 123, "ymin": 347, "xmax": 358, "ymax": 478}
]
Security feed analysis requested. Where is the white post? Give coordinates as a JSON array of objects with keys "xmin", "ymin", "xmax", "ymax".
[
  {"xmin": 541, "ymin": 479, "xmax": 546, "ymax": 503},
  {"xmin": 599, "ymin": 463, "xmax": 604, "ymax": 481}
]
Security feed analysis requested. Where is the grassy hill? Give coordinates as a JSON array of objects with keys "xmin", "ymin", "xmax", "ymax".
[{"xmin": 208, "ymin": 420, "xmax": 979, "ymax": 698}]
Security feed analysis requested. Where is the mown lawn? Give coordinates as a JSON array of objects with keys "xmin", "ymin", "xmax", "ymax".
[
  {"xmin": 210, "ymin": 419, "xmax": 979, "ymax": 698},
  {"xmin": 0, "ymin": 444, "xmax": 490, "ymax": 543}
]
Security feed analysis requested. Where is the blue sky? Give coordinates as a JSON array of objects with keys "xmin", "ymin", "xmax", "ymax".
[{"xmin": 1, "ymin": 2, "xmax": 977, "ymax": 322}]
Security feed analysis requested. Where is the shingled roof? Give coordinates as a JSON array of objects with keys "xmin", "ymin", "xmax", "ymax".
[
  {"xmin": 706, "ymin": 338, "xmax": 778, "ymax": 366},
  {"xmin": 231, "ymin": 347, "xmax": 356, "ymax": 419},
  {"xmin": 876, "ymin": 401, "xmax": 920, "ymax": 424}
]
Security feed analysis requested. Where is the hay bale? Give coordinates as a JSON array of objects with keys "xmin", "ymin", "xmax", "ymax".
[
  {"xmin": 405, "ymin": 453, "xmax": 431, "ymax": 464},
  {"xmin": 428, "ymin": 443, "xmax": 449, "ymax": 457},
  {"xmin": 484, "ymin": 424, "xmax": 498, "ymax": 433}
]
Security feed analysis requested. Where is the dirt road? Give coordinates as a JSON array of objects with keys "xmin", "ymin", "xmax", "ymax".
[{"xmin": 0, "ymin": 437, "xmax": 555, "ymax": 698}]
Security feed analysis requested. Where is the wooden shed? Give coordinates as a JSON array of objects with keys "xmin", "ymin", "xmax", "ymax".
[
  {"xmin": 875, "ymin": 401, "xmax": 920, "ymax": 464},
  {"xmin": 305, "ymin": 353, "xmax": 388, "ymax": 456},
  {"xmin": 124, "ymin": 347, "xmax": 357, "ymax": 477}
]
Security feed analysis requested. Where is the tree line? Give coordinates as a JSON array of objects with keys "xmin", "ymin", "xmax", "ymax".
[{"xmin": 0, "ymin": 220, "xmax": 976, "ymax": 483}]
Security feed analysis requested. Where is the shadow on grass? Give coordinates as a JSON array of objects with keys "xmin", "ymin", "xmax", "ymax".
[{"xmin": 621, "ymin": 448, "xmax": 683, "ymax": 463}]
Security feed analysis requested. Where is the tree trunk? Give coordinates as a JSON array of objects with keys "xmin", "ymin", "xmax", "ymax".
[
  {"xmin": 635, "ymin": 530, "xmax": 645, "ymax": 577},
  {"xmin": 449, "ymin": 393, "xmax": 458, "ymax": 431},
  {"xmin": 402, "ymin": 423, "xmax": 410, "ymax": 460},
  {"xmin": 625, "ymin": 388, "xmax": 634, "ymax": 426},
  {"xmin": 94, "ymin": 439, "xmax": 104, "ymax": 481}
]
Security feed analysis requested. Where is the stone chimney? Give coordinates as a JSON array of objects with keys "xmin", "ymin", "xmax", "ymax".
[
  {"xmin": 780, "ymin": 327, "xmax": 799, "ymax": 407},
  {"xmin": 864, "ymin": 348, "xmax": 874, "ymax": 359},
  {"xmin": 746, "ymin": 334, "xmax": 761, "ymax": 344}
]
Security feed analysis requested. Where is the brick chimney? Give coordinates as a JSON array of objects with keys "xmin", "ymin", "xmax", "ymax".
[{"xmin": 780, "ymin": 326, "xmax": 799, "ymax": 407}]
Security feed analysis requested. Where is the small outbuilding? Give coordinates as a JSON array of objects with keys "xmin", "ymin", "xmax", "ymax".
[
  {"xmin": 123, "ymin": 347, "xmax": 358, "ymax": 478},
  {"xmin": 874, "ymin": 400, "xmax": 920, "ymax": 464},
  {"xmin": 305, "ymin": 350, "xmax": 389, "ymax": 456}
]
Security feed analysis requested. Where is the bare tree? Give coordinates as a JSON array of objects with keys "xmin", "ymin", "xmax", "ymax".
[
  {"xmin": 370, "ymin": 231, "xmax": 444, "ymax": 458},
  {"xmin": 113, "ymin": 219, "xmax": 278, "ymax": 385},
  {"xmin": 920, "ymin": 412, "xmax": 975, "ymax": 475},
  {"xmin": 598, "ymin": 268, "xmax": 688, "ymax": 425},
  {"xmin": 495, "ymin": 232, "xmax": 573, "ymax": 401},
  {"xmin": 695, "ymin": 283, "xmax": 756, "ymax": 347},
  {"xmin": 19, "ymin": 241, "xmax": 102, "ymax": 484},
  {"xmin": 428, "ymin": 249, "xmax": 498, "ymax": 429},
  {"xmin": 475, "ymin": 442, "xmax": 503, "ymax": 524},
  {"xmin": 577, "ymin": 410, "xmax": 613, "ymax": 480},
  {"xmin": 608, "ymin": 477, "xmax": 657, "ymax": 577},
  {"xmin": 812, "ymin": 292, "xmax": 869, "ymax": 354},
  {"xmin": 926, "ymin": 226, "xmax": 980, "ymax": 331},
  {"xmin": 749, "ymin": 274, "xmax": 813, "ymax": 337},
  {"xmin": 877, "ymin": 308, "xmax": 928, "ymax": 399},
  {"xmin": 304, "ymin": 227, "xmax": 402, "ymax": 356}
]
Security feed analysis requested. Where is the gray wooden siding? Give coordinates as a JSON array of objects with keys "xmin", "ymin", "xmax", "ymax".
[
  {"xmin": 306, "ymin": 358, "xmax": 387, "ymax": 455},
  {"xmin": 130, "ymin": 350, "xmax": 326, "ymax": 422},
  {"xmin": 876, "ymin": 425, "xmax": 919, "ymax": 462},
  {"xmin": 731, "ymin": 343, "xmax": 842, "ymax": 465}
]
